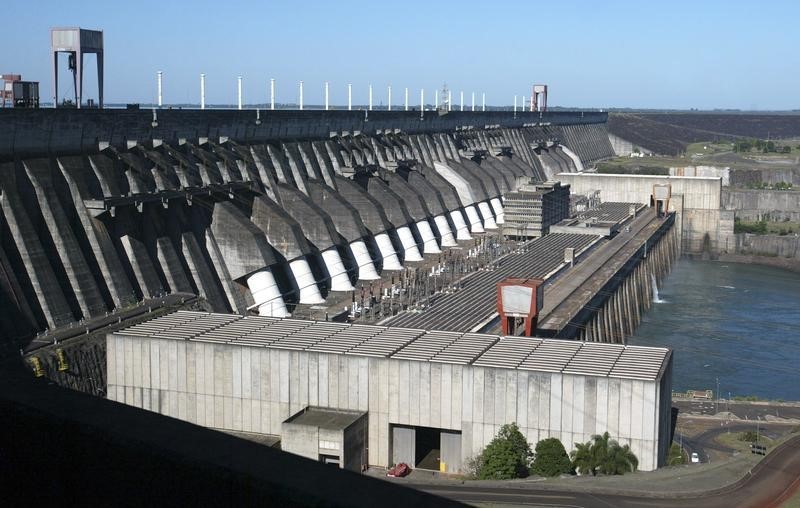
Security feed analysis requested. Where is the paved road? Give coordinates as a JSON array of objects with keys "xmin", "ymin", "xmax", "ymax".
[
  {"xmin": 676, "ymin": 422, "xmax": 794, "ymax": 463},
  {"xmin": 675, "ymin": 399, "xmax": 800, "ymax": 421},
  {"xmin": 407, "ymin": 434, "xmax": 800, "ymax": 507}
]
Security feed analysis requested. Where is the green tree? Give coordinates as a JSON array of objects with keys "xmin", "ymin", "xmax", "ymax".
[
  {"xmin": 572, "ymin": 441, "xmax": 595, "ymax": 475},
  {"xmin": 571, "ymin": 432, "xmax": 638, "ymax": 476},
  {"xmin": 532, "ymin": 437, "xmax": 573, "ymax": 477},
  {"xmin": 477, "ymin": 423, "xmax": 532, "ymax": 480},
  {"xmin": 599, "ymin": 441, "xmax": 639, "ymax": 475}
]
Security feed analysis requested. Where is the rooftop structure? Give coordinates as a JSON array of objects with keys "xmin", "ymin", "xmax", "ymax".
[{"xmin": 119, "ymin": 310, "xmax": 670, "ymax": 381}]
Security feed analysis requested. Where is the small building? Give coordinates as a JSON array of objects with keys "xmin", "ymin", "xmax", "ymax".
[
  {"xmin": 282, "ymin": 407, "xmax": 368, "ymax": 471},
  {"xmin": 502, "ymin": 180, "xmax": 571, "ymax": 238},
  {"xmin": 1, "ymin": 74, "xmax": 39, "ymax": 108}
]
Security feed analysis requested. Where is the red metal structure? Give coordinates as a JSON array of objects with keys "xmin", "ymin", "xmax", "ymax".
[
  {"xmin": 496, "ymin": 278, "xmax": 545, "ymax": 336},
  {"xmin": 531, "ymin": 84, "xmax": 548, "ymax": 112}
]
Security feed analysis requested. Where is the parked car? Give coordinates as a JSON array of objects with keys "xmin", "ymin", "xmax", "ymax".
[{"xmin": 691, "ymin": 452, "xmax": 700, "ymax": 463}]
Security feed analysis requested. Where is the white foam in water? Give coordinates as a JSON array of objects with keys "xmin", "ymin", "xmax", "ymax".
[{"xmin": 651, "ymin": 274, "xmax": 665, "ymax": 303}]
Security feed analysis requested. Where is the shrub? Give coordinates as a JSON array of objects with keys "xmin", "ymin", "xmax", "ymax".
[
  {"xmin": 668, "ymin": 443, "xmax": 685, "ymax": 465},
  {"xmin": 531, "ymin": 438, "xmax": 573, "ymax": 477},
  {"xmin": 463, "ymin": 453, "xmax": 484, "ymax": 480},
  {"xmin": 477, "ymin": 423, "xmax": 532, "ymax": 480},
  {"xmin": 738, "ymin": 431, "xmax": 758, "ymax": 442}
]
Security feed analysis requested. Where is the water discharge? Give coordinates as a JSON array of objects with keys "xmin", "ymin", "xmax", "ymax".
[
  {"xmin": 629, "ymin": 259, "xmax": 800, "ymax": 401},
  {"xmin": 650, "ymin": 273, "xmax": 665, "ymax": 304}
]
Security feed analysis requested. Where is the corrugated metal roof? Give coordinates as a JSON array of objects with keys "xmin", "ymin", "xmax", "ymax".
[{"xmin": 116, "ymin": 311, "xmax": 669, "ymax": 381}]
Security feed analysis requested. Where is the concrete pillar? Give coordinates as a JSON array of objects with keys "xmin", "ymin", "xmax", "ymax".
[
  {"xmin": 200, "ymin": 73, "xmax": 206, "ymax": 110},
  {"xmin": 247, "ymin": 270, "xmax": 288, "ymax": 317},
  {"xmin": 433, "ymin": 215, "xmax": 457, "ymax": 247},
  {"xmin": 289, "ymin": 258, "xmax": 325, "ymax": 304},
  {"xmin": 464, "ymin": 205, "xmax": 484, "ymax": 234},
  {"xmin": 477, "ymin": 201, "xmax": 497, "ymax": 230},
  {"xmin": 237, "ymin": 76, "xmax": 243, "ymax": 110},
  {"xmin": 471, "ymin": 91, "xmax": 475, "ymax": 112},
  {"xmin": 388, "ymin": 85, "xmax": 392, "ymax": 111},
  {"xmin": 157, "ymin": 71, "xmax": 163, "ymax": 107},
  {"xmin": 324, "ymin": 81, "xmax": 329, "ymax": 111},
  {"xmin": 489, "ymin": 198, "xmax": 504, "ymax": 224},
  {"xmin": 270, "ymin": 78, "xmax": 275, "ymax": 110},
  {"xmin": 404, "ymin": 87, "xmax": 409, "ymax": 111},
  {"xmin": 322, "ymin": 248, "xmax": 354, "ymax": 291},
  {"xmin": 375, "ymin": 233, "xmax": 402, "ymax": 270},
  {"xmin": 397, "ymin": 226, "xmax": 423, "ymax": 262},
  {"xmin": 369, "ymin": 84, "xmax": 373, "ymax": 111},
  {"xmin": 420, "ymin": 88, "xmax": 424, "ymax": 111},
  {"xmin": 416, "ymin": 220, "xmax": 441, "ymax": 254},
  {"xmin": 350, "ymin": 240, "xmax": 381, "ymax": 280},
  {"xmin": 482, "ymin": 92, "xmax": 485, "ymax": 112},
  {"xmin": 449, "ymin": 210, "xmax": 472, "ymax": 241},
  {"xmin": 460, "ymin": 90, "xmax": 464, "ymax": 111},
  {"xmin": 348, "ymin": 83, "xmax": 352, "ymax": 110},
  {"xmin": 299, "ymin": 80, "xmax": 304, "ymax": 110}
]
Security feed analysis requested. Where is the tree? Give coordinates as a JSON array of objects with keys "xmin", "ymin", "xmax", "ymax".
[
  {"xmin": 531, "ymin": 438, "xmax": 573, "ymax": 477},
  {"xmin": 571, "ymin": 432, "xmax": 638, "ymax": 476},
  {"xmin": 477, "ymin": 423, "xmax": 532, "ymax": 480},
  {"xmin": 571, "ymin": 441, "xmax": 595, "ymax": 475},
  {"xmin": 599, "ymin": 441, "xmax": 639, "ymax": 475}
]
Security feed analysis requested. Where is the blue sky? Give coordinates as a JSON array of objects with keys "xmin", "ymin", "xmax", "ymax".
[{"xmin": 2, "ymin": 0, "xmax": 798, "ymax": 109}]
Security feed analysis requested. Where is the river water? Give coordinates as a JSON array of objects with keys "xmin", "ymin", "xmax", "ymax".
[{"xmin": 628, "ymin": 259, "xmax": 800, "ymax": 401}]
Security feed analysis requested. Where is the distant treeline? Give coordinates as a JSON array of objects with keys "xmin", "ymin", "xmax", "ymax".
[{"xmin": 733, "ymin": 139, "xmax": 795, "ymax": 153}]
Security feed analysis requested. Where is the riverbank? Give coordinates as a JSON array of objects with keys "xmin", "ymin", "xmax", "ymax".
[{"xmin": 716, "ymin": 252, "xmax": 800, "ymax": 273}]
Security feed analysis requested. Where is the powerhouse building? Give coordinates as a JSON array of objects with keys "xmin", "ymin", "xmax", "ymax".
[{"xmin": 107, "ymin": 311, "xmax": 673, "ymax": 472}]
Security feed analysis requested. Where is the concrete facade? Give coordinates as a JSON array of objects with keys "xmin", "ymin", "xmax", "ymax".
[
  {"xmin": 107, "ymin": 318, "xmax": 672, "ymax": 472},
  {"xmin": 558, "ymin": 173, "xmax": 732, "ymax": 253}
]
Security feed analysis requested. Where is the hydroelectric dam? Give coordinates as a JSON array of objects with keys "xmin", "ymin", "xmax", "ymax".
[{"xmin": 1, "ymin": 107, "xmax": 680, "ymax": 474}]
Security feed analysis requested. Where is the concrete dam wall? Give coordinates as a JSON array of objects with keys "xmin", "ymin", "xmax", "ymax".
[
  {"xmin": 0, "ymin": 109, "xmax": 614, "ymax": 348},
  {"xmin": 722, "ymin": 189, "xmax": 800, "ymax": 222}
]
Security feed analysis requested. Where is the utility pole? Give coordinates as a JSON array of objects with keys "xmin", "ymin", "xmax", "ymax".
[
  {"xmin": 270, "ymin": 78, "xmax": 275, "ymax": 110},
  {"xmin": 200, "ymin": 73, "xmax": 206, "ymax": 110},
  {"xmin": 157, "ymin": 71, "xmax": 163, "ymax": 108},
  {"xmin": 237, "ymin": 76, "xmax": 242, "ymax": 110},
  {"xmin": 299, "ymin": 80, "xmax": 304, "ymax": 110}
]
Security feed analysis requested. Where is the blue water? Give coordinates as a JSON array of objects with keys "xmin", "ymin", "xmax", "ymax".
[{"xmin": 628, "ymin": 259, "xmax": 800, "ymax": 401}]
